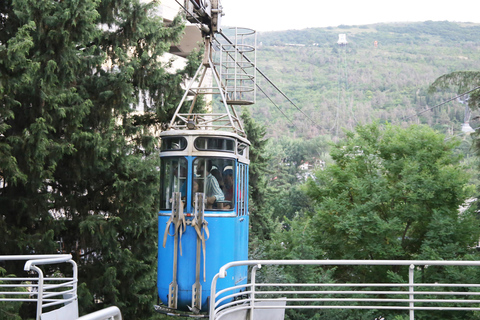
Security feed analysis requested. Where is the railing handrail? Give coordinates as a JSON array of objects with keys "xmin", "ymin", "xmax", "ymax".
[
  {"xmin": 211, "ymin": 260, "xmax": 480, "ymax": 320},
  {"xmin": 218, "ymin": 260, "xmax": 480, "ymax": 277},
  {"xmin": 77, "ymin": 306, "xmax": 123, "ymax": 320},
  {"xmin": 0, "ymin": 254, "xmax": 73, "ymax": 261},
  {"xmin": 0, "ymin": 254, "xmax": 122, "ymax": 320},
  {"xmin": 0, "ymin": 254, "xmax": 77, "ymax": 320}
]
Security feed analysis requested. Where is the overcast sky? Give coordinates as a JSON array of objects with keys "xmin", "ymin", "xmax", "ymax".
[{"xmin": 220, "ymin": 0, "xmax": 480, "ymax": 31}]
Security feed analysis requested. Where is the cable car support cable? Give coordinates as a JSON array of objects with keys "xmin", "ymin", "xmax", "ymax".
[
  {"xmin": 218, "ymin": 31, "xmax": 323, "ymax": 131},
  {"xmin": 214, "ymin": 32, "xmax": 298, "ymax": 129},
  {"xmin": 256, "ymin": 84, "xmax": 298, "ymax": 130},
  {"xmin": 172, "ymin": 2, "xmax": 320, "ymax": 132},
  {"xmin": 402, "ymin": 86, "xmax": 480, "ymax": 121}
]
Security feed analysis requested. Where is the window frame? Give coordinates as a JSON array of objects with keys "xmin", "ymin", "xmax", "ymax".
[
  {"xmin": 192, "ymin": 157, "xmax": 236, "ymax": 211},
  {"xmin": 194, "ymin": 137, "xmax": 235, "ymax": 153},
  {"xmin": 161, "ymin": 137, "xmax": 188, "ymax": 151},
  {"xmin": 159, "ymin": 157, "xmax": 188, "ymax": 210}
]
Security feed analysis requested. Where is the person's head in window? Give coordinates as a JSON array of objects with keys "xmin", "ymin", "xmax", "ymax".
[
  {"xmin": 210, "ymin": 167, "xmax": 224, "ymax": 189},
  {"xmin": 204, "ymin": 161, "xmax": 225, "ymax": 207},
  {"xmin": 223, "ymin": 168, "xmax": 234, "ymax": 201},
  {"xmin": 206, "ymin": 160, "xmax": 214, "ymax": 173},
  {"xmin": 196, "ymin": 159, "xmax": 205, "ymax": 177}
]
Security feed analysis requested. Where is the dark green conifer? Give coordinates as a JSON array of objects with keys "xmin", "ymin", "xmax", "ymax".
[
  {"xmin": 0, "ymin": 0, "xmax": 200, "ymax": 318},
  {"xmin": 241, "ymin": 109, "xmax": 274, "ymax": 241}
]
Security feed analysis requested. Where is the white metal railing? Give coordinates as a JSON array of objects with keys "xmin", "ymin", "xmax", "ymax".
[
  {"xmin": 0, "ymin": 254, "xmax": 77, "ymax": 320},
  {"xmin": 77, "ymin": 306, "xmax": 122, "ymax": 320},
  {"xmin": 0, "ymin": 255, "xmax": 122, "ymax": 320},
  {"xmin": 210, "ymin": 260, "xmax": 480, "ymax": 320}
]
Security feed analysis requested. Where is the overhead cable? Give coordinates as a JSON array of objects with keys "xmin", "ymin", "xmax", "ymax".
[
  {"xmin": 174, "ymin": 0, "xmax": 204, "ymax": 27},
  {"xmin": 173, "ymin": 4, "xmax": 320, "ymax": 131},
  {"xmin": 218, "ymin": 31, "xmax": 323, "ymax": 131},
  {"xmin": 444, "ymin": 126, "xmax": 480, "ymax": 141},
  {"xmin": 213, "ymin": 34, "xmax": 298, "ymax": 130},
  {"xmin": 256, "ymin": 84, "xmax": 298, "ymax": 130},
  {"xmin": 402, "ymin": 86, "xmax": 480, "ymax": 121}
]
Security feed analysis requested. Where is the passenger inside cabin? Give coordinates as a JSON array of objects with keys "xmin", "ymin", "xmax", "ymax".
[
  {"xmin": 178, "ymin": 166, "xmax": 188, "ymax": 200},
  {"xmin": 210, "ymin": 167, "xmax": 224, "ymax": 190},
  {"xmin": 223, "ymin": 168, "xmax": 233, "ymax": 202},
  {"xmin": 221, "ymin": 168, "xmax": 234, "ymax": 209},
  {"xmin": 193, "ymin": 180, "xmax": 199, "ymax": 193},
  {"xmin": 196, "ymin": 159, "xmax": 225, "ymax": 208}
]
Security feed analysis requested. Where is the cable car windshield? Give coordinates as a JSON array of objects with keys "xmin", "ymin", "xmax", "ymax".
[
  {"xmin": 159, "ymin": 157, "xmax": 236, "ymax": 211},
  {"xmin": 193, "ymin": 158, "xmax": 235, "ymax": 210},
  {"xmin": 159, "ymin": 158, "xmax": 188, "ymax": 209}
]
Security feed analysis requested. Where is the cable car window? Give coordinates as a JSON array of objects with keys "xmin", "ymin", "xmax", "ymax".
[
  {"xmin": 161, "ymin": 137, "xmax": 187, "ymax": 151},
  {"xmin": 159, "ymin": 157, "xmax": 187, "ymax": 210},
  {"xmin": 193, "ymin": 157, "xmax": 235, "ymax": 210},
  {"xmin": 238, "ymin": 143, "xmax": 248, "ymax": 157},
  {"xmin": 194, "ymin": 137, "xmax": 235, "ymax": 152},
  {"xmin": 237, "ymin": 163, "xmax": 248, "ymax": 216}
]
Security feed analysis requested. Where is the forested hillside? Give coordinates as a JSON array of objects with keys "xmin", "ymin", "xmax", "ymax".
[
  {"xmin": 241, "ymin": 22, "xmax": 480, "ymax": 230},
  {"xmin": 2, "ymin": 10, "xmax": 480, "ymax": 319},
  {"xmin": 246, "ymin": 20, "xmax": 480, "ymax": 265},
  {"xmin": 250, "ymin": 21, "xmax": 480, "ymax": 139},
  {"xmin": 243, "ymin": 23, "xmax": 480, "ymax": 320}
]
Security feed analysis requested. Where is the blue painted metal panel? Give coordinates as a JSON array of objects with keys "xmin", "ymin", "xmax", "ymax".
[
  {"xmin": 158, "ymin": 149, "xmax": 249, "ymax": 312},
  {"xmin": 158, "ymin": 214, "xmax": 247, "ymax": 310}
]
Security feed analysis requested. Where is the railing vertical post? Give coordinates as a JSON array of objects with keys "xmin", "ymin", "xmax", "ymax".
[
  {"xmin": 409, "ymin": 264, "xmax": 415, "ymax": 320},
  {"xmin": 249, "ymin": 264, "xmax": 261, "ymax": 320},
  {"xmin": 69, "ymin": 259, "xmax": 78, "ymax": 291},
  {"xmin": 209, "ymin": 274, "xmax": 220, "ymax": 320},
  {"xmin": 30, "ymin": 265, "xmax": 44, "ymax": 320},
  {"xmin": 210, "ymin": 260, "xmax": 480, "ymax": 319}
]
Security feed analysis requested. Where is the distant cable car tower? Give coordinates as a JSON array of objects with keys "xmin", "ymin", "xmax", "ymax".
[
  {"xmin": 156, "ymin": 0, "xmax": 256, "ymax": 316},
  {"xmin": 337, "ymin": 34, "xmax": 348, "ymax": 46}
]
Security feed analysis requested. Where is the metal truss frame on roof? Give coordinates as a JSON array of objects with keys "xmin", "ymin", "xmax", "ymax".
[{"xmin": 168, "ymin": 28, "xmax": 256, "ymax": 137}]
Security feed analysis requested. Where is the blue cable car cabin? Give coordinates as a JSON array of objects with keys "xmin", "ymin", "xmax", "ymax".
[{"xmin": 158, "ymin": 130, "xmax": 250, "ymax": 312}]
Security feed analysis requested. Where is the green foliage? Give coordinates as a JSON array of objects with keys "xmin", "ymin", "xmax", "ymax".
[
  {"xmin": 251, "ymin": 23, "xmax": 480, "ymax": 319},
  {"xmin": 242, "ymin": 108, "xmax": 274, "ymax": 241},
  {"xmin": 0, "ymin": 268, "xmax": 25, "ymax": 320},
  {"xmin": 260, "ymin": 135, "xmax": 329, "ymax": 223},
  {"xmin": 429, "ymin": 67, "xmax": 480, "ymax": 217},
  {"xmin": 305, "ymin": 123, "xmax": 476, "ymax": 263},
  {"xmin": 261, "ymin": 123, "xmax": 480, "ymax": 319},
  {"xmin": 430, "ymin": 71, "xmax": 480, "ymax": 118},
  {"xmin": 253, "ymin": 21, "xmax": 480, "ymax": 140},
  {"xmin": 2, "ymin": 9, "xmax": 480, "ymax": 319},
  {"xmin": 0, "ymin": 0, "xmax": 198, "ymax": 319}
]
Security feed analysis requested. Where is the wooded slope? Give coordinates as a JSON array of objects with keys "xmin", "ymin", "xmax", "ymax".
[{"xmin": 249, "ymin": 21, "xmax": 480, "ymax": 139}]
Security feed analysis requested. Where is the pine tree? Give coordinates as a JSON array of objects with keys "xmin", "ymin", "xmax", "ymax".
[
  {"xmin": 0, "ymin": 0, "xmax": 199, "ymax": 318},
  {"xmin": 241, "ymin": 109, "xmax": 274, "ymax": 241}
]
